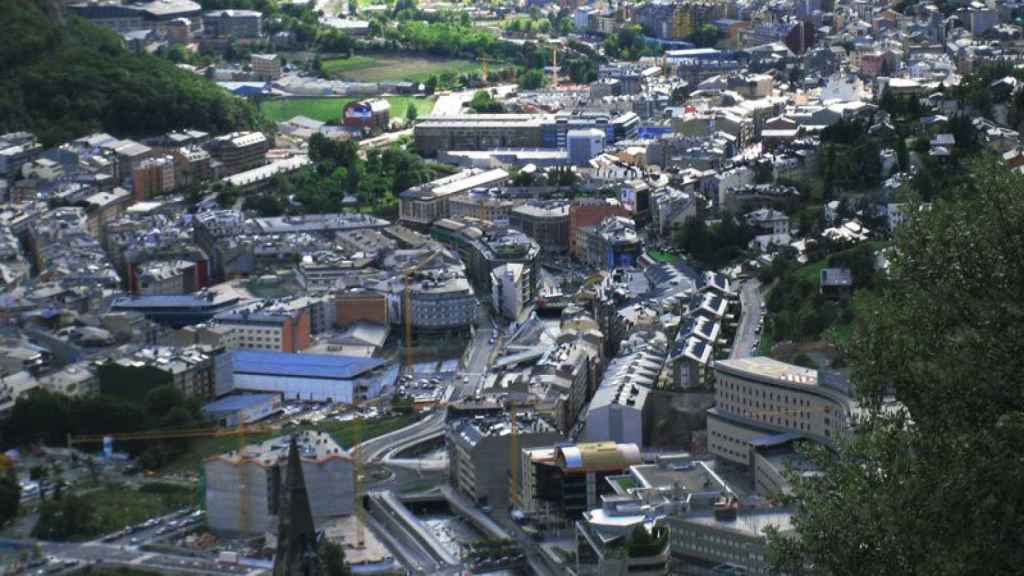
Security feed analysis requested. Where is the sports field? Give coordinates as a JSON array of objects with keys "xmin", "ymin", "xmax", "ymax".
[
  {"xmin": 261, "ymin": 95, "xmax": 437, "ymax": 123},
  {"xmin": 321, "ymin": 54, "xmax": 481, "ymax": 83}
]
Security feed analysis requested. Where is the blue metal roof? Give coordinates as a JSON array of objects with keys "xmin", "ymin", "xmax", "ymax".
[
  {"xmin": 231, "ymin": 350, "xmax": 387, "ymax": 379},
  {"xmin": 203, "ymin": 393, "xmax": 279, "ymax": 414}
]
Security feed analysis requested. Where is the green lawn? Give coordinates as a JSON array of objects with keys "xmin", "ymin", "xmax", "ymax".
[
  {"xmin": 261, "ymin": 96, "xmax": 436, "ymax": 123},
  {"xmin": 321, "ymin": 54, "xmax": 481, "ymax": 83},
  {"xmin": 86, "ymin": 484, "xmax": 196, "ymax": 540},
  {"xmin": 164, "ymin": 413, "xmax": 421, "ymax": 472},
  {"xmin": 244, "ymin": 274, "xmax": 303, "ymax": 299},
  {"xmin": 646, "ymin": 249, "xmax": 680, "ymax": 264}
]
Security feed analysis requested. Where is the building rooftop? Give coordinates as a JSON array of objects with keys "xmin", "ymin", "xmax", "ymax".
[
  {"xmin": 555, "ymin": 442, "xmax": 642, "ymax": 472},
  {"xmin": 203, "ymin": 393, "xmax": 280, "ymax": 414},
  {"xmin": 212, "ymin": 430, "xmax": 349, "ymax": 466},
  {"xmin": 715, "ymin": 357, "xmax": 818, "ymax": 387},
  {"xmin": 230, "ymin": 350, "xmax": 386, "ymax": 379},
  {"xmin": 400, "ymin": 168, "xmax": 510, "ymax": 201},
  {"xmin": 680, "ymin": 508, "xmax": 794, "ymax": 538},
  {"xmin": 511, "ymin": 200, "xmax": 570, "ymax": 219},
  {"xmin": 820, "ymin": 267, "xmax": 853, "ymax": 287}
]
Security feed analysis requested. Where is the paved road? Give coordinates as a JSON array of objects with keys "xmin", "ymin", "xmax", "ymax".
[
  {"xmin": 460, "ymin": 305, "xmax": 497, "ymax": 397},
  {"xmin": 731, "ymin": 279, "xmax": 763, "ymax": 359}
]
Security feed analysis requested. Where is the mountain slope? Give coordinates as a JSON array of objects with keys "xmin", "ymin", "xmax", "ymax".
[{"xmin": 0, "ymin": 0, "xmax": 263, "ymax": 146}]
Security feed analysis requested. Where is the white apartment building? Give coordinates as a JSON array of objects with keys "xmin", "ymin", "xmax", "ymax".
[
  {"xmin": 490, "ymin": 262, "xmax": 530, "ymax": 321},
  {"xmin": 707, "ymin": 357, "xmax": 856, "ymax": 465}
]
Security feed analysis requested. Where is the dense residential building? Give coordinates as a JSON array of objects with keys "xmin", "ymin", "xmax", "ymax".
[
  {"xmin": 69, "ymin": 0, "xmax": 202, "ymax": 34},
  {"xmin": 510, "ymin": 201, "xmax": 571, "ymax": 255},
  {"xmin": 203, "ymin": 9, "xmax": 263, "ymax": 38},
  {"xmin": 107, "ymin": 345, "xmax": 226, "ymax": 400},
  {"xmin": 569, "ymin": 199, "xmax": 630, "ymax": 256},
  {"xmin": 399, "ymin": 169, "xmax": 510, "ymax": 228},
  {"xmin": 250, "ymin": 53, "xmax": 282, "ymax": 80},
  {"xmin": 0, "ymin": 133, "xmax": 42, "ymax": 180},
  {"xmin": 581, "ymin": 336, "xmax": 666, "ymax": 446},
  {"xmin": 213, "ymin": 302, "xmax": 312, "ymax": 353},
  {"xmin": 205, "ymin": 431, "xmax": 353, "ymax": 536},
  {"xmin": 414, "ymin": 115, "xmax": 546, "ymax": 156},
  {"xmin": 132, "ymin": 155, "xmax": 177, "ymax": 201},
  {"xmin": 431, "ymin": 217, "xmax": 540, "ymax": 299},
  {"xmin": 708, "ymin": 357, "xmax": 857, "ymax": 465},
  {"xmin": 447, "ymin": 189, "xmax": 519, "ymax": 222},
  {"xmin": 447, "ymin": 410, "xmax": 563, "ymax": 510},
  {"xmin": 575, "ymin": 216, "xmax": 643, "ymax": 269},
  {"xmin": 650, "ymin": 187, "xmax": 697, "ymax": 237},
  {"xmin": 491, "ymin": 263, "xmax": 530, "ymax": 321},
  {"xmin": 206, "ymin": 131, "xmax": 269, "ymax": 176}
]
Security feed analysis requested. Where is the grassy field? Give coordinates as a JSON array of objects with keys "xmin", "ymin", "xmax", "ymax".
[
  {"xmin": 261, "ymin": 96, "xmax": 437, "ymax": 123},
  {"xmin": 165, "ymin": 413, "xmax": 421, "ymax": 472},
  {"xmin": 646, "ymin": 249, "xmax": 680, "ymax": 264},
  {"xmin": 322, "ymin": 54, "xmax": 481, "ymax": 83},
  {"xmin": 85, "ymin": 483, "xmax": 196, "ymax": 540}
]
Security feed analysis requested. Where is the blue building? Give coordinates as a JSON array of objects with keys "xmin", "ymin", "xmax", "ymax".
[
  {"xmin": 228, "ymin": 350, "xmax": 398, "ymax": 403},
  {"xmin": 202, "ymin": 393, "xmax": 282, "ymax": 427},
  {"xmin": 541, "ymin": 112, "xmax": 640, "ymax": 148}
]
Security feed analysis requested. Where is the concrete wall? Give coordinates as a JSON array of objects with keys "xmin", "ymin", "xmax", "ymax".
[{"xmin": 205, "ymin": 455, "xmax": 354, "ymax": 536}]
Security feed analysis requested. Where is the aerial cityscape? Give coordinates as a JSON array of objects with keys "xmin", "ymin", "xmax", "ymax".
[{"xmin": 0, "ymin": 0, "xmax": 1019, "ymax": 574}]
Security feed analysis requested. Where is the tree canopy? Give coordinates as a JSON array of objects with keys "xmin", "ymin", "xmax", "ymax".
[
  {"xmin": 770, "ymin": 158, "xmax": 1024, "ymax": 576},
  {"xmin": 0, "ymin": 0, "xmax": 263, "ymax": 146}
]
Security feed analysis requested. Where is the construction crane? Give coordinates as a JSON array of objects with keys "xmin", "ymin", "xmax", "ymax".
[
  {"xmin": 479, "ymin": 57, "xmax": 498, "ymax": 85},
  {"xmin": 551, "ymin": 46, "xmax": 559, "ymax": 87},
  {"xmin": 505, "ymin": 400, "xmax": 536, "ymax": 512},
  {"xmin": 67, "ymin": 395, "xmax": 391, "ymax": 550},
  {"xmin": 334, "ymin": 394, "xmax": 391, "ymax": 549},
  {"xmin": 401, "ymin": 250, "xmax": 442, "ymax": 368},
  {"xmin": 69, "ymin": 422, "xmax": 281, "ymax": 536}
]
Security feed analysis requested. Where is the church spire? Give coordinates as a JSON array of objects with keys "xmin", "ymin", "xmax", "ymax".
[{"xmin": 273, "ymin": 436, "xmax": 322, "ymax": 576}]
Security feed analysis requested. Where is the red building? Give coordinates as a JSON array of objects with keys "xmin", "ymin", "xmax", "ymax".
[
  {"xmin": 343, "ymin": 99, "xmax": 391, "ymax": 136},
  {"xmin": 569, "ymin": 198, "xmax": 630, "ymax": 255}
]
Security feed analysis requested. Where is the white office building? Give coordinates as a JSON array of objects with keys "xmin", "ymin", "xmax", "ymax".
[{"xmin": 490, "ymin": 262, "xmax": 530, "ymax": 321}]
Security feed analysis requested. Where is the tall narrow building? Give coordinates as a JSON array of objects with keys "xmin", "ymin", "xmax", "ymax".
[{"xmin": 273, "ymin": 437, "xmax": 322, "ymax": 576}]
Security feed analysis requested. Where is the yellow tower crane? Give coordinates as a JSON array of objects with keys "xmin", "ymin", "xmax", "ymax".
[
  {"xmin": 69, "ymin": 423, "xmax": 281, "ymax": 536},
  {"xmin": 505, "ymin": 400, "xmax": 535, "ymax": 512}
]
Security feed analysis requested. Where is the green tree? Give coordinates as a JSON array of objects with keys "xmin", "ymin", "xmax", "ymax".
[
  {"xmin": 822, "ymin": 144, "xmax": 836, "ymax": 201},
  {"xmin": 345, "ymin": 158, "xmax": 360, "ymax": 198},
  {"xmin": 0, "ymin": 470, "xmax": 19, "ymax": 527},
  {"xmin": 405, "ymin": 103, "xmax": 418, "ymax": 122},
  {"xmin": 424, "ymin": 75, "xmax": 438, "ymax": 95},
  {"xmin": 896, "ymin": 135, "xmax": 909, "ymax": 173},
  {"xmin": 770, "ymin": 158, "xmax": 1024, "ymax": 576},
  {"xmin": 144, "ymin": 384, "xmax": 186, "ymax": 419},
  {"xmin": 32, "ymin": 494, "xmax": 97, "ymax": 541},
  {"xmin": 689, "ymin": 24, "xmax": 723, "ymax": 48},
  {"xmin": 518, "ymin": 68, "xmax": 545, "ymax": 90},
  {"xmin": 468, "ymin": 91, "xmax": 503, "ymax": 113},
  {"xmin": 0, "ymin": 0, "xmax": 264, "ymax": 146},
  {"xmin": 319, "ymin": 540, "xmax": 352, "ymax": 576}
]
